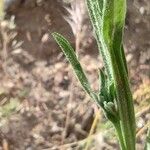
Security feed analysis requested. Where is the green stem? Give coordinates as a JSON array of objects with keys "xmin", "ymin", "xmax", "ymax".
[
  {"xmin": 114, "ymin": 121, "xmax": 126, "ymax": 150},
  {"xmin": 110, "ymin": 45, "xmax": 136, "ymax": 150}
]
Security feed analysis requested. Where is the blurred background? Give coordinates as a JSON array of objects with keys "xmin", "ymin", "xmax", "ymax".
[{"xmin": 0, "ymin": 0, "xmax": 149, "ymax": 149}]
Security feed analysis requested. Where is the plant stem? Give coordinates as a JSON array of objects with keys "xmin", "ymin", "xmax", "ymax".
[
  {"xmin": 114, "ymin": 121, "xmax": 126, "ymax": 150},
  {"xmin": 110, "ymin": 45, "xmax": 136, "ymax": 150}
]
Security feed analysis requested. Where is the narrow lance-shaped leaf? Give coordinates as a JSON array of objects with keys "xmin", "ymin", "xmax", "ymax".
[
  {"xmin": 86, "ymin": 0, "xmax": 113, "ymax": 81},
  {"xmin": 102, "ymin": 0, "xmax": 114, "ymax": 46},
  {"xmin": 113, "ymin": 0, "xmax": 126, "ymax": 49},
  {"xmin": 52, "ymin": 32, "xmax": 97, "ymax": 101}
]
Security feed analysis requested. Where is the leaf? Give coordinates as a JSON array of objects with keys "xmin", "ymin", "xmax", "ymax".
[
  {"xmin": 52, "ymin": 32, "xmax": 97, "ymax": 101},
  {"xmin": 86, "ymin": 0, "xmax": 113, "ymax": 81},
  {"xmin": 103, "ymin": 101, "xmax": 117, "ymax": 118},
  {"xmin": 112, "ymin": 0, "xmax": 126, "ymax": 49},
  {"xmin": 102, "ymin": 0, "xmax": 114, "ymax": 46},
  {"xmin": 98, "ymin": 69, "xmax": 109, "ymax": 102},
  {"xmin": 108, "ymin": 81, "xmax": 115, "ymax": 102},
  {"xmin": 98, "ymin": 69, "xmax": 106, "ymax": 93}
]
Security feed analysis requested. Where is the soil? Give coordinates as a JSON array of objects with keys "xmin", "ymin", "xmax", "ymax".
[{"xmin": 0, "ymin": 0, "xmax": 149, "ymax": 150}]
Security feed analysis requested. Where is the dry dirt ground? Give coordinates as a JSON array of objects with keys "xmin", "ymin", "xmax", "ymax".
[{"xmin": 0, "ymin": 0, "xmax": 150, "ymax": 150}]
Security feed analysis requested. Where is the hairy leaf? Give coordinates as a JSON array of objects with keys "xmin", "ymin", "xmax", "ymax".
[
  {"xmin": 86, "ymin": 0, "xmax": 113, "ymax": 81},
  {"xmin": 52, "ymin": 32, "xmax": 97, "ymax": 100}
]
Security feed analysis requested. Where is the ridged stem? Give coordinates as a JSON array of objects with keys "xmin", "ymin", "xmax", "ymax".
[
  {"xmin": 113, "ymin": 121, "xmax": 126, "ymax": 150},
  {"xmin": 109, "ymin": 45, "xmax": 136, "ymax": 150}
]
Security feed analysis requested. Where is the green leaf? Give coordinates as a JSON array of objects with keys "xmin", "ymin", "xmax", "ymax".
[
  {"xmin": 102, "ymin": 0, "xmax": 114, "ymax": 46},
  {"xmin": 52, "ymin": 32, "xmax": 97, "ymax": 101},
  {"xmin": 86, "ymin": 0, "xmax": 113, "ymax": 81},
  {"xmin": 108, "ymin": 82, "xmax": 115, "ymax": 102},
  {"xmin": 103, "ymin": 101, "xmax": 118, "ymax": 124},
  {"xmin": 98, "ymin": 69, "xmax": 106, "ymax": 93}
]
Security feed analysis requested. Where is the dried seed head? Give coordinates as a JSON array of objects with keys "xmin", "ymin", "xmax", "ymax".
[{"xmin": 63, "ymin": 0, "xmax": 87, "ymax": 36}]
